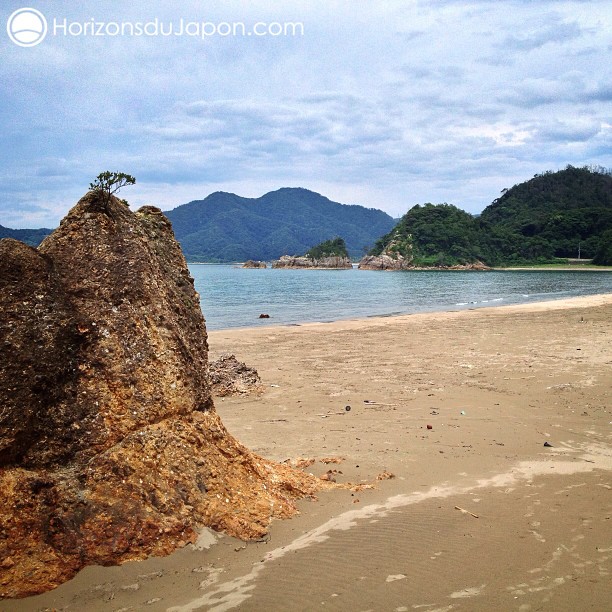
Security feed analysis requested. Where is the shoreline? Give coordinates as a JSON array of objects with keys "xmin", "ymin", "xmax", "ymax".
[
  {"xmin": 188, "ymin": 261, "xmax": 612, "ymax": 272},
  {"xmin": 494, "ymin": 266, "xmax": 612, "ymax": 271},
  {"xmin": 207, "ymin": 291, "xmax": 612, "ymax": 334},
  {"xmin": 15, "ymin": 293, "xmax": 612, "ymax": 611}
]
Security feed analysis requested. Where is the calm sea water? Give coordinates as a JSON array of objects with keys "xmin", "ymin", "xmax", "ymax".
[{"xmin": 188, "ymin": 265, "xmax": 612, "ymax": 330}]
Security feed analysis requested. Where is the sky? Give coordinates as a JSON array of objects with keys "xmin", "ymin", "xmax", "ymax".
[{"xmin": 1, "ymin": 0, "xmax": 611, "ymax": 228}]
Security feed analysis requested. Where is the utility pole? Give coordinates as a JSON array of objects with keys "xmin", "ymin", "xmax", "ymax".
[{"xmin": 578, "ymin": 241, "xmax": 581, "ymax": 260}]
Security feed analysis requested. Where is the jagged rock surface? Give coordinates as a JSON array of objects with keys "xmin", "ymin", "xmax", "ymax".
[
  {"xmin": 209, "ymin": 354, "xmax": 263, "ymax": 397},
  {"xmin": 358, "ymin": 253, "xmax": 413, "ymax": 270},
  {"xmin": 359, "ymin": 255, "xmax": 490, "ymax": 271},
  {"xmin": 272, "ymin": 255, "xmax": 352, "ymax": 269},
  {"xmin": 0, "ymin": 193, "xmax": 324, "ymax": 599},
  {"xmin": 358, "ymin": 239, "xmax": 414, "ymax": 270},
  {"xmin": 450, "ymin": 261, "xmax": 490, "ymax": 270}
]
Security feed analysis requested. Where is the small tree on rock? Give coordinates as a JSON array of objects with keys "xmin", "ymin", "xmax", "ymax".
[{"xmin": 89, "ymin": 171, "xmax": 136, "ymax": 206}]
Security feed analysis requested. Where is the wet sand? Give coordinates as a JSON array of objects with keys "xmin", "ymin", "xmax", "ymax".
[{"xmin": 11, "ymin": 294, "xmax": 612, "ymax": 612}]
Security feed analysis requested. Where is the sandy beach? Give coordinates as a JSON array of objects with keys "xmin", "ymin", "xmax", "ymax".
[{"xmin": 12, "ymin": 294, "xmax": 612, "ymax": 612}]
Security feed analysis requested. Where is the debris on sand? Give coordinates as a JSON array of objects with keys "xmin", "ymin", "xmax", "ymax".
[
  {"xmin": 208, "ymin": 354, "xmax": 263, "ymax": 397},
  {"xmin": 320, "ymin": 457, "xmax": 345, "ymax": 464}
]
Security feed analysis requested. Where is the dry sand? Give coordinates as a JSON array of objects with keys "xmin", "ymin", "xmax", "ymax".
[{"xmin": 11, "ymin": 294, "xmax": 612, "ymax": 612}]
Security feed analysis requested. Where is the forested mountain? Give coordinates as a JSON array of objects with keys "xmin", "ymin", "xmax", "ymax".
[
  {"xmin": 369, "ymin": 166, "xmax": 612, "ymax": 266},
  {"xmin": 3, "ymin": 167, "xmax": 610, "ymax": 265},
  {"xmin": 479, "ymin": 165, "xmax": 612, "ymax": 263},
  {"xmin": 0, "ymin": 225, "xmax": 52, "ymax": 247},
  {"xmin": 165, "ymin": 188, "xmax": 395, "ymax": 261}
]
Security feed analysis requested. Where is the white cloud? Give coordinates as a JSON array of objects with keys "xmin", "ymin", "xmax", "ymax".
[{"xmin": 1, "ymin": 0, "xmax": 611, "ymax": 227}]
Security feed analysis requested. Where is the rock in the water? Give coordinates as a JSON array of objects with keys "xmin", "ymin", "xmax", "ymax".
[
  {"xmin": 242, "ymin": 260, "xmax": 266, "ymax": 268},
  {"xmin": 209, "ymin": 354, "xmax": 263, "ymax": 397},
  {"xmin": 358, "ymin": 253, "xmax": 413, "ymax": 270},
  {"xmin": 0, "ymin": 192, "xmax": 325, "ymax": 599},
  {"xmin": 272, "ymin": 255, "xmax": 352, "ymax": 269},
  {"xmin": 358, "ymin": 237, "xmax": 414, "ymax": 270},
  {"xmin": 448, "ymin": 260, "xmax": 490, "ymax": 270},
  {"xmin": 358, "ymin": 255, "xmax": 490, "ymax": 271}
]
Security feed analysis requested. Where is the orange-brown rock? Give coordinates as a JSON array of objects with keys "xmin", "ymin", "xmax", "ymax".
[
  {"xmin": 272, "ymin": 255, "xmax": 352, "ymax": 269},
  {"xmin": 359, "ymin": 255, "xmax": 490, "ymax": 271},
  {"xmin": 447, "ymin": 260, "xmax": 490, "ymax": 271},
  {"xmin": 242, "ymin": 259, "xmax": 266, "ymax": 268},
  {"xmin": 0, "ymin": 192, "xmax": 326, "ymax": 599},
  {"xmin": 208, "ymin": 354, "xmax": 263, "ymax": 396}
]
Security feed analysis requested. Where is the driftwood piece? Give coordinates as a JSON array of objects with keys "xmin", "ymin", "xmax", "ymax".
[{"xmin": 454, "ymin": 505, "xmax": 479, "ymax": 518}]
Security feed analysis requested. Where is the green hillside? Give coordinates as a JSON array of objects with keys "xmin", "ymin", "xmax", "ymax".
[
  {"xmin": 479, "ymin": 165, "xmax": 612, "ymax": 264},
  {"xmin": 370, "ymin": 166, "xmax": 612, "ymax": 267},
  {"xmin": 369, "ymin": 203, "xmax": 485, "ymax": 266},
  {"xmin": 592, "ymin": 230, "xmax": 612, "ymax": 265},
  {"xmin": 165, "ymin": 188, "xmax": 395, "ymax": 262}
]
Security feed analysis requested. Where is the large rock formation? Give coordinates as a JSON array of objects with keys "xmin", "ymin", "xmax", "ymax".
[
  {"xmin": 358, "ymin": 238, "xmax": 414, "ymax": 270},
  {"xmin": 444, "ymin": 261, "xmax": 490, "ymax": 271},
  {"xmin": 0, "ymin": 193, "xmax": 324, "ymax": 599},
  {"xmin": 273, "ymin": 237, "xmax": 353, "ymax": 269},
  {"xmin": 272, "ymin": 255, "xmax": 352, "ymax": 269},
  {"xmin": 358, "ymin": 253, "xmax": 413, "ymax": 270},
  {"xmin": 242, "ymin": 260, "xmax": 266, "ymax": 268},
  {"xmin": 358, "ymin": 255, "xmax": 490, "ymax": 271}
]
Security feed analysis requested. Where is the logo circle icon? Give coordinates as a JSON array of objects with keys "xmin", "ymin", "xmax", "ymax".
[{"xmin": 6, "ymin": 8, "xmax": 47, "ymax": 47}]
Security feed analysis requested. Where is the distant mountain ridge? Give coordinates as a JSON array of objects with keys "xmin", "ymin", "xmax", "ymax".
[
  {"xmin": 164, "ymin": 188, "xmax": 396, "ymax": 262},
  {"xmin": 5, "ymin": 168, "xmax": 610, "ymax": 265},
  {"xmin": 0, "ymin": 225, "xmax": 52, "ymax": 247}
]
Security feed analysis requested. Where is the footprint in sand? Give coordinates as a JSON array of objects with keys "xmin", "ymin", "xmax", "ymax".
[
  {"xmin": 386, "ymin": 574, "xmax": 407, "ymax": 583},
  {"xmin": 529, "ymin": 530, "xmax": 546, "ymax": 542}
]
